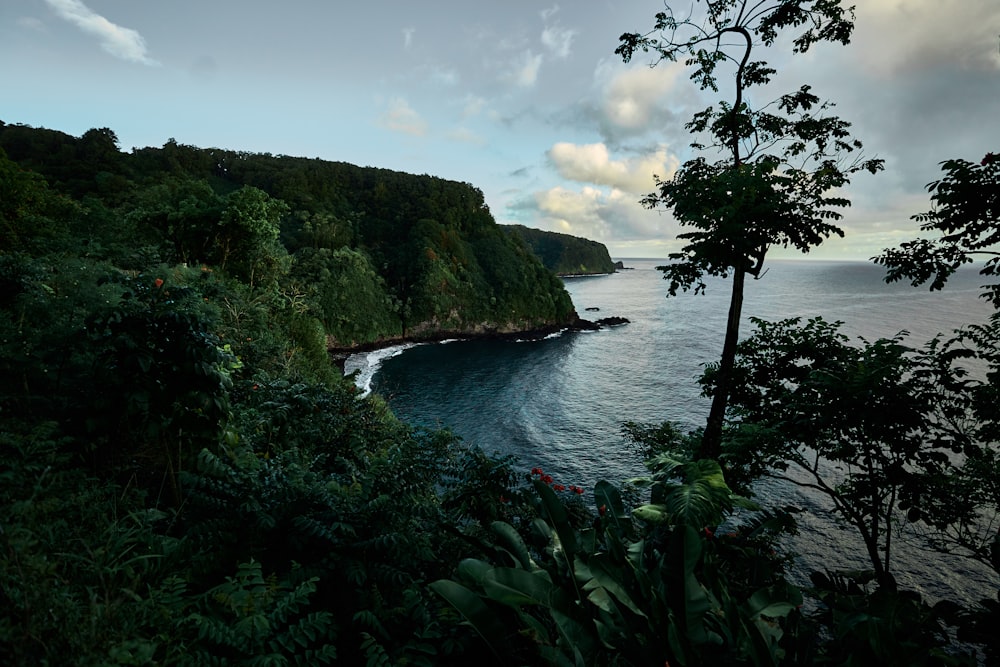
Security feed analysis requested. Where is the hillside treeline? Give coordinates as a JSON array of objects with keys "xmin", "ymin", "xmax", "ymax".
[
  {"xmin": 0, "ymin": 121, "xmax": 575, "ymax": 350},
  {"xmin": 503, "ymin": 224, "xmax": 616, "ymax": 275}
]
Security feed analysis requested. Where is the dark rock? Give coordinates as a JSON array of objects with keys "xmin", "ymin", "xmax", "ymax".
[{"xmin": 585, "ymin": 306, "xmax": 600, "ymax": 312}]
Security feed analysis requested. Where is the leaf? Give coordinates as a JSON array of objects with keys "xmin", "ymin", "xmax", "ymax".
[
  {"xmin": 429, "ymin": 580, "xmax": 507, "ymax": 660},
  {"xmin": 534, "ymin": 478, "xmax": 577, "ymax": 566},
  {"xmin": 490, "ymin": 520, "xmax": 533, "ymax": 570},
  {"xmin": 482, "ymin": 567, "xmax": 555, "ymax": 606}
]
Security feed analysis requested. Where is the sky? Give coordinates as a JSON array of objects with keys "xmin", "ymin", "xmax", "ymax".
[{"xmin": 2, "ymin": 0, "xmax": 999, "ymax": 260}]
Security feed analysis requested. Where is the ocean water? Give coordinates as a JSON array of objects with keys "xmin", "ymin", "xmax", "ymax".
[{"xmin": 348, "ymin": 259, "xmax": 997, "ymax": 604}]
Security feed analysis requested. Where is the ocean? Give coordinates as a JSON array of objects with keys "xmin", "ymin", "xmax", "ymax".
[{"xmin": 346, "ymin": 259, "xmax": 997, "ymax": 604}]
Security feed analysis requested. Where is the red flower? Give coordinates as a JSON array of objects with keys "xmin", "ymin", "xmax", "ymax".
[
  {"xmin": 553, "ymin": 484, "xmax": 566, "ymax": 492},
  {"xmin": 154, "ymin": 278, "xmax": 164, "ymax": 288},
  {"xmin": 598, "ymin": 504, "xmax": 607, "ymax": 516},
  {"xmin": 531, "ymin": 467, "xmax": 543, "ymax": 476},
  {"xmin": 541, "ymin": 474, "xmax": 554, "ymax": 485},
  {"xmin": 703, "ymin": 527, "xmax": 714, "ymax": 538},
  {"xmin": 572, "ymin": 486, "xmax": 585, "ymax": 495}
]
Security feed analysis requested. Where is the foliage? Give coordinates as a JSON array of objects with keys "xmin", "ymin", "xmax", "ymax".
[
  {"xmin": 3, "ymin": 115, "xmax": 999, "ymax": 663},
  {"xmin": 504, "ymin": 224, "xmax": 616, "ymax": 275},
  {"xmin": 875, "ymin": 152, "xmax": 1000, "ymax": 309},
  {"xmin": 713, "ymin": 316, "xmax": 990, "ymax": 585},
  {"xmin": 433, "ymin": 455, "xmax": 803, "ymax": 666},
  {"xmin": 617, "ymin": 1, "xmax": 883, "ymax": 457},
  {"xmin": 290, "ymin": 246, "xmax": 400, "ymax": 347}
]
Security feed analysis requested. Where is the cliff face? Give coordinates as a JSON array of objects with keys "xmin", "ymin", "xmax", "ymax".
[
  {"xmin": 0, "ymin": 121, "xmax": 578, "ymax": 350},
  {"xmin": 503, "ymin": 224, "xmax": 616, "ymax": 276}
]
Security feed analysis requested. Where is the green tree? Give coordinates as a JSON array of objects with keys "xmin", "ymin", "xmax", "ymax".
[
  {"xmin": 617, "ymin": 0, "xmax": 883, "ymax": 458},
  {"xmin": 217, "ymin": 186, "xmax": 290, "ymax": 288},
  {"xmin": 714, "ymin": 317, "xmax": 980, "ymax": 586},
  {"xmin": 875, "ymin": 152, "xmax": 1000, "ymax": 309}
]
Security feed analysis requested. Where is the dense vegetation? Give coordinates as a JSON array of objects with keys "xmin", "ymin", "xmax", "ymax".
[
  {"xmin": 0, "ymin": 120, "xmax": 576, "ymax": 351},
  {"xmin": 1, "ymin": 1, "xmax": 998, "ymax": 664},
  {"xmin": 503, "ymin": 224, "xmax": 616, "ymax": 275}
]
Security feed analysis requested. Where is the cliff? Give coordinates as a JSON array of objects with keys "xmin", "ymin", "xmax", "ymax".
[{"xmin": 503, "ymin": 224, "xmax": 616, "ymax": 275}]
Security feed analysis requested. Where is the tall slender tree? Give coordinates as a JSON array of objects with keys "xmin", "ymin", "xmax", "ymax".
[{"xmin": 617, "ymin": 0, "xmax": 882, "ymax": 458}]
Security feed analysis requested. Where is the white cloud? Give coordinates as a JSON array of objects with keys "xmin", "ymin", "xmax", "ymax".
[
  {"xmin": 600, "ymin": 64, "xmax": 682, "ymax": 131},
  {"xmin": 378, "ymin": 97, "xmax": 428, "ymax": 136},
  {"xmin": 402, "ymin": 27, "xmax": 415, "ymax": 49},
  {"xmin": 542, "ymin": 25, "xmax": 576, "ymax": 59},
  {"xmin": 548, "ymin": 142, "xmax": 678, "ymax": 194},
  {"xmin": 504, "ymin": 50, "xmax": 543, "ymax": 87},
  {"xmin": 43, "ymin": 0, "xmax": 158, "ymax": 65},
  {"xmin": 527, "ymin": 185, "xmax": 672, "ymax": 243}
]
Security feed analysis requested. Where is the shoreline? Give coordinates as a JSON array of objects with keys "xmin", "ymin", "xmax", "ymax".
[{"xmin": 335, "ymin": 315, "xmax": 629, "ymax": 394}]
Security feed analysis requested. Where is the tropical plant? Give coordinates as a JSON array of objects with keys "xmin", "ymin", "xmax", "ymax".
[{"xmin": 433, "ymin": 454, "xmax": 801, "ymax": 666}]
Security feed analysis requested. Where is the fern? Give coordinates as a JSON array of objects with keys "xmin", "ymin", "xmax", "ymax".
[{"xmin": 360, "ymin": 632, "xmax": 392, "ymax": 667}]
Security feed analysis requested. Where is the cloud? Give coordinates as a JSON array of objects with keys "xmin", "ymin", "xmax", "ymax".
[
  {"xmin": 569, "ymin": 61, "xmax": 692, "ymax": 146},
  {"xmin": 601, "ymin": 64, "xmax": 683, "ymax": 130},
  {"xmin": 548, "ymin": 142, "xmax": 678, "ymax": 194},
  {"xmin": 520, "ymin": 185, "xmax": 672, "ymax": 243},
  {"xmin": 540, "ymin": 5, "xmax": 560, "ymax": 22},
  {"xmin": 542, "ymin": 25, "xmax": 576, "ymax": 59},
  {"xmin": 852, "ymin": 0, "xmax": 1000, "ymax": 76},
  {"xmin": 504, "ymin": 50, "xmax": 543, "ymax": 87},
  {"xmin": 402, "ymin": 27, "xmax": 415, "ymax": 49},
  {"xmin": 378, "ymin": 97, "xmax": 428, "ymax": 136},
  {"xmin": 43, "ymin": 0, "xmax": 158, "ymax": 65}
]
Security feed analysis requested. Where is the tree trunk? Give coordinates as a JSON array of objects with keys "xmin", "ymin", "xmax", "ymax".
[{"xmin": 699, "ymin": 263, "xmax": 746, "ymax": 458}]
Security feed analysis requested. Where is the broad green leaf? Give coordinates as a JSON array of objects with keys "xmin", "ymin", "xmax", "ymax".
[
  {"xmin": 455, "ymin": 558, "xmax": 492, "ymax": 586},
  {"xmin": 482, "ymin": 567, "xmax": 554, "ymax": 606},
  {"xmin": 429, "ymin": 579, "xmax": 507, "ymax": 659},
  {"xmin": 633, "ymin": 503, "xmax": 670, "ymax": 524},
  {"xmin": 491, "ymin": 520, "xmax": 532, "ymax": 570},
  {"xmin": 534, "ymin": 478, "xmax": 578, "ymax": 564}
]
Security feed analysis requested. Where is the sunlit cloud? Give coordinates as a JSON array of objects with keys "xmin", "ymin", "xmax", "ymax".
[
  {"xmin": 378, "ymin": 97, "xmax": 428, "ymax": 136},
  {"xmin": 600, "ymin": 64, "xmax": 682, "ymax": 131},
  {"xmin": 517, "ymin": 184, "xmax": 671, "ymax": 244},
  {"xmin": 548, "ymin": 142, "xmax": 677, "ymax": 194},
  {"xmin": 43, "ymin": 0, "xmax": 158, "ymax": 65}
]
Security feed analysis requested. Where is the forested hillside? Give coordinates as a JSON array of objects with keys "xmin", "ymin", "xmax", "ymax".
[
  {"xmin": 0, "ymin": 121, "xmax": 576, "ymax": 350},
  {"xmin": 503, "ymin": 224, "xmax": 616, "ymax": 275}
]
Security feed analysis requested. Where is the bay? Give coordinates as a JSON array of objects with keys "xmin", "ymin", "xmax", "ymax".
[{"xmin": 350, "ymin": 258, "xmax": 997, "ymax": 604}]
